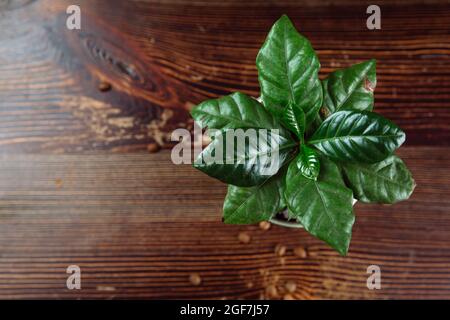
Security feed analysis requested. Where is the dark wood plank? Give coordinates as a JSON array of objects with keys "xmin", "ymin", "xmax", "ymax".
[
  {"xmin": 0, "ymin": 0, "xmax": 449, "ymax": 153},
  {"xmin": 1, "ymin": 0, "xmax": 449, "ymax": 300},
  {"xmin": 0, "ymin": 147, "xmax": 448, "ymax": 299}
]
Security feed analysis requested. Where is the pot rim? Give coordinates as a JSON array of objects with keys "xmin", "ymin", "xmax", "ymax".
[
  {"xmin": 270, "ymin": 199, "xmax": 357, "ymax": 229},
  {"xmin": 269, "ymin": 217, "xmax": 305, "ymax": 228}
]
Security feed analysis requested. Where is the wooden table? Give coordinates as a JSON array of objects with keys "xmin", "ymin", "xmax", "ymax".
[{"xmin": 0, "ymin": 0, "xmax": 449, "ymax": 299}]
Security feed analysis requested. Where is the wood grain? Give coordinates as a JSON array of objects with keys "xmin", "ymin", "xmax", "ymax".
[
  {"xmin": 0, "ymin": 147, "xmax": 448, "ymax": 299},
  {"xmin": 0, "ymin": 0, "xmax": 449, "ymax": 153},
  {"xmin": 0, "ymin": 0, "xmax": 450, "ymax": 300}
]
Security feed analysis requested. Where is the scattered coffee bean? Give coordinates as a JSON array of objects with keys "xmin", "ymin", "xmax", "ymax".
[
  {"xmin": 189, "ymin": 273, "xmax": 202, "ymax": 286},
  {"xmin": 283, "ymin": 294, "xmax": 295, "ymax": 300},
  {"xmin": 96, "ymin": 285, "xmax": 116, "ymax": 292},
  {"xmin": 285, "ymin": 281, "xmax": 297, "ymax": 293},
  {"xmin": 265, "ymin": 285, "xmax": 278, "ymax": 298},
  {"xmin": 293, "ymin": 246, "xmax": 308, "ymax": 258},
  {"xmin": 98, "ymin": 81, "xmax": 112, "ymax": 92},
  {"xmin": 259, "ymin": 221, "xmax": 271, "ymax": 231},
  {"xmin": 238, "ymin": 232, "xmax": 251, "ymax": 244},
  {"xmin": 275, "ymin": 244, "xmax": 287, "ymax": 256},
  {"xmin": 54, "ymin": 178, "xmax": 63, "ymax": 188},
  {"xmin": 147, "ymin": 142, "xmax": 161, "ymax": 153}
]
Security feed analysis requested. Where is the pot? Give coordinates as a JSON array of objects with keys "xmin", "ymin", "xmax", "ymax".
[{"xmin": 269, "ymin": 199, "xmax": 357, "ymax": 228}]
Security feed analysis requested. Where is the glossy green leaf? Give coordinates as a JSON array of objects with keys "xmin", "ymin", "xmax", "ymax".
[
  {"xmin": 285, "ymin": 156, "xmax": 355, "ymax": 255},
  {"xmin": 190, "ymin": 92, "xmax": 285, "ymax": 131},
  {"xmin": 309, "ymin": 110, "xmax": 405, "ymax": 163},
  {"xmin": 322, "ymin": 60, "xmax": 377, "ymax": 115},
  {"xmin": 281, "ymin": 101, "xmax": 305, "ymax": 141},
  {"xmin": 256, "ymin": 15, "xmax": 322, "ymax": 127},
  {"xmin": 194, "ymin": 128, "xmax": 296, "ymax": 187},
  {"xmin": 296, "ymin": 145, "xmax": 320, "ymax": 180},
  {"xmin": 188, "ymin": 14, "xmax": 414, "ymax": 257},
  {"xmin": 223, "ymin": 167, "xmax": 287, "ymax": 224},
  {"xmin": 342, "ymin": 155, "xmax": 415, "ymax": 204}
]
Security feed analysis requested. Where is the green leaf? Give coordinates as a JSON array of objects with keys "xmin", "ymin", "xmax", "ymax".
[
  {"xmin": 296, "ymin": 145, "xmax": 320, "ymax": 180},
  {"xmin": 191, "ymin": 92, "xmax": 285, "ymax": 131},
  {"xmin": 322, "ymin": 60, "xmax": 377, "ymax": 115},
  {"xmin": 342, "ymin": 155, "xmax": 415, "ymax": 204},
  {"xmin": 194, "ymin": 128, "xmax": 296, "ymax": 187},
  {"xmin": 285, "ymin": 155, "xmax": 355, "ymax": 255},
  {"xmin": 256, "ymin": 15, "xmax": 322, "ymax": 127},
  {"xmin": 281, "ymin": 101, "xmax": 305, "ymax": 141},
  {"xmin": 309, "ymin": 110, "xmax": 405, "ymax": 163},
  {"xmin": 223, "ymin": 167, "xmax": 287, "ymax": 224}
]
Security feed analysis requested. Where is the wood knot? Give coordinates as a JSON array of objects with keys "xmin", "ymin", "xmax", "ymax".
[{"xmin": 82, "ymin": 34, "xmax": 146, "ymax": 84}]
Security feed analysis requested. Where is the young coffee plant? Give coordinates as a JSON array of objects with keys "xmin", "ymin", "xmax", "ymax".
[{"xmin": 190, "ymin": 15, "xmax": 415, "ymax": 255}]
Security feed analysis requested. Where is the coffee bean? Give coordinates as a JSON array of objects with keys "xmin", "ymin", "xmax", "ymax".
[
  {"xmin": 189, "ymin": 273, "xmax": 202, "ymax": 286},
  {"xmin": 238, "ymin": 232, "xmax": 251, "ymax": 244},
  {"xmin": 98, "ymin": 81, "xmax": 112, "ymax": 92},
  {"xmin": 275, "ymin": 244, "xmax": 286, "ymax": 257},
  {"xmin": 293, "ymin": 246, "xmax": 308, "ymax": 258},
  {"xmin": 259, "ymin": 221, "xmax": 271, "ymax": 231},
  {"xmin": 147, "ymin": 142, "xmax": 161, "ymax": 153},
  {"xmin": 285, "ymin": 281, "xmax": 297, "ymax": 293}
]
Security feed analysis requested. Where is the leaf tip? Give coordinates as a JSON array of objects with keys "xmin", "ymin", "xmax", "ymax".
[
  {"xmin": 276, "ymin": 14, "xmax": 295, "ymax": 29},
  {"xmin": 335, "ymin": 238, "xmax": 351, "ymax": 256},
  {"xmin": 279, "ymin": 14, "xmax": 290, "ymax": 21},
  {"xmin": 337, "ymin": 247, "xmax": 349, "ymax": 256}
]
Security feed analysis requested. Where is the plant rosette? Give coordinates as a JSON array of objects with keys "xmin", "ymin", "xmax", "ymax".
[{"xmin": 190, "ymin": 15, "xmax": 415, "ymax": 255}]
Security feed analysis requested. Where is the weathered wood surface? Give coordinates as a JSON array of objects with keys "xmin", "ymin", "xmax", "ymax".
[
  {"xmin": 0, "ymin": 0, "xmax": 449, "ymax": 299},
  {"xmin": 0, "ymin": 147, "xmax": 448, "ymax": 299},
  {"xmin": 0, "ymin": 0, "xmax": 449, "ymax": 153}
]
